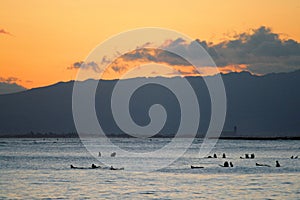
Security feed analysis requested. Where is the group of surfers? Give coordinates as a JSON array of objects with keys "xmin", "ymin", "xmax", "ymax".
[
  {"xmin": 190, "ymin": 153, "xmax": 296, "ymax": 169},
  {"xmin": 70, "ymin": 164, "xmax": 124, "ymax": 170}
]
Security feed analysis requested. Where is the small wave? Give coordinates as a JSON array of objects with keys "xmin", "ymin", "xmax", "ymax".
[
  {"xmin": 105, "ymin": 180, "xmax": 115, "ymax": 183},
  {"xmin": 139, "ymin": 191, "xmax": 156, "ymax": 195},
  {"xmin": 281, "ymin": 181, "xmax": 293, "ymax": 185}
]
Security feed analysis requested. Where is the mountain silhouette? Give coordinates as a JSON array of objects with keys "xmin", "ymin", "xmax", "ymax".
[
  {"xmin": 0, "ymin": 70, "xmax": 299, "ymax": 138},
  {"xmin": 0, "ymin": 82, "xmax": 26, "ymax": 95}
]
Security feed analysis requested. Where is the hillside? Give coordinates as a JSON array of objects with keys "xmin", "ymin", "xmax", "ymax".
[{"xmin": 0, "ymin": 70, "xmax": 299, "ymax": 137}]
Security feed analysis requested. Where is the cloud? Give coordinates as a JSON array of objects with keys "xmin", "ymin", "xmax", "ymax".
[
  {"xmin": 211, "ymin": 26, "xmax": 300, "ymax": 74},
  {"xmin": 68, "ymin": 61, "xmax": 102, "ymax": 73},
  {"xmin": 69, "ymin": 26, "xmax": 300, "ymax": 77},
  {"xmin": 119, "ymin": 26, "xmax": 300, "ymax": 75},
  {"xmin": 115, "ymin": 37, "xmax": 235, "ymax": 71},
  {"xmin": 100, "ymin": 56, "xmax": 111, "ymax": 65},
  {"xmin": 111, "ymin": 65, "xmax": 125, "ymax": 72},
  {"xmin": 121, "ymin": 48, "xmax": 190, "ymax": 66},
  {"xmin": 0, "ymin": 29, "xmax": 12, "ymax": 36},
  {"xmin": 0, "ymin": 76, "xmax": 21, "ymax": 84}
]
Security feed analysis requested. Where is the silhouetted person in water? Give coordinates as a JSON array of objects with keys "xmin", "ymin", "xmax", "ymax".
[
  {"xmin": 276, "ymin": 161, "xmax": 281, "ymax": 167},
  {"xmin": 219, "ymin": 161, "xmax": 234, "ymax": 167},
  {"xmin": 250, "ymin": 153, "xmax": 255, "ymax": 159},
  {"xmin": 213, "ymin": 153, "xmax": 217, "ymax": 158},
  {"xmin": 223, "ymin": 161, "xmax": 229, "ymax": 167},
  {"xmin": 98, "ymin": 152, "xmax": 101, "ymax": 157},
  {"xmin": 256, "ymin": 163, "xmax": 270, "ymax": 167},
  {"xmin": 245, "ymin": 154, "xmax": 249, "ymax": 159},
  {"xmin": 70, "ymin": 165, "xmax": 84, "ymax": 169},
  {"xmin": 111, "ymin": 152, "xmax": 116, "ymax": 157},
  {"xmin": 110, "ymin": 166, "xmax": 124, "ymax": 170},
  {"xmin": 191, "ymin": 165, "xmax": 204, "ymax": 169},
  {"xmin": 91, "ymin": 164, "xmax": 100, "ymax": 169},
  {"xmin": 222, "ymin": 153, "xmax": 226, "ymax": 158}
]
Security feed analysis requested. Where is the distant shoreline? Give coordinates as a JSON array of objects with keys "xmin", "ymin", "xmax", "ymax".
[
  {"xmin": 1, "ymin": 135, "xmax": 300, "ymax": 140},
  {"xmin": 217, "ymin": 136, "xmax": 300, "ymax": 140}
]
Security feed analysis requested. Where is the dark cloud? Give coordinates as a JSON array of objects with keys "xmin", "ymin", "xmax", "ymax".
[
  {"xmin": 122, "ymin": 49, "xmax": 157, "ymax": 62},
  {"xmin": 0, "ymin": 29, "xmax": 12, "ymax": 36},
  {"xmin": 120, "ymin": 26, "xmax": 300, "ymax": 74},
  {"xmin": 120, "ymin": 38, "xmax": 219, "ymax": 68},
  {"xmin": 69, "ymin": 26, "xmax": 300, "ymax": 75},
  {"xmin": 100, "ymin": 56, "xmax": 111, "ymax": 65},
  {"xmin": 121, "ymin": 48, "xmax": 191, "ymax": 66},
  {"xmin": 0, "ymin": 77, "xmax": 20, "ymax": 84},
  {"xmin": 176, "ymin": 68, "xmax": 199, "ymax": 75},
  {"xmin": 68, "ymin": 61, "xmax": 101, "ymax": 73},
  {"xmin": 111, "ymin": 65, "xmax": 126, "ymax": 72},
  {"xmin": 211, "ymin": 26, "xmax": 300, "ymax": 74}
]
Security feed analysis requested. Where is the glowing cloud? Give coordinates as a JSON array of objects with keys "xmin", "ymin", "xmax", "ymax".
[
  {"xmin": 68, "ymin": 26, "xmax": 300, "ymax": 79},
  {"xmin": 0, "ymin": 29, "xmax": 12, "ymax": 36}
]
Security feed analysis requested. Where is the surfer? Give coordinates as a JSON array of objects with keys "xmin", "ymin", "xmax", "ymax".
[
  {"xmin": 219, "ymin": 161, "xmax": 229, "ymax": 167},
  {"xmin": 256, "ymin": 163, "xmax": 271, "ymax": 167},
  {"xmin": 291, "ymin": 155, "xmax": 298, "ymax": 159},
  {"xmin": 275, "ymin": 160, "xmax": 281, "ymax": 167},
  {"xmin": 191, "ymin": 165, "xmax": 204, "ymax": 169},
  {"xmin": 70, "ymin": 165, "xmax": 84, "ymax": 169},
  {"xmin": 111, "ymin": 152, "xmax": 116, "ymax": 157},
  {"xmin": 205, "ymin": 154, "xmax": 217, "ymax": 158},
  {"xmin": 91, "ymin": 164, "xmax": 100, "ymax": 169},
  {"xmin": 110, "ymin": 166, "xmax": 124, "ymax": 170}
]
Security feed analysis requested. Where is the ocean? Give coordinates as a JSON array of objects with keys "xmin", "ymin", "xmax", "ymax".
[{"xmin": 1, "ymin": 138, "xmax": 299, "ymax": 199}]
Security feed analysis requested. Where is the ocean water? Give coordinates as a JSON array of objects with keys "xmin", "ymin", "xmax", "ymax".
[{"xmin": 0, "ymin": 138, "xmax": 300, "ymax": 199}]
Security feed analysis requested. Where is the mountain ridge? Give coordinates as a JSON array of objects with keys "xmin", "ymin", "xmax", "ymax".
[{"xmin": 0, "ymin": 70, "xmax": 299, "ymax": 138}]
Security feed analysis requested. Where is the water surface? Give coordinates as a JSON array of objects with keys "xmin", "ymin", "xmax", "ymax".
[{"xmin": 1, "ymin": 138, "xmax": 299, "ymax": 199}]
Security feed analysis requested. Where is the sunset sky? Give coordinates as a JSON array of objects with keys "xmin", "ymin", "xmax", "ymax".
[{"xmin": 1, "ymin": 0, "xmax": 300, "ymax": 89}]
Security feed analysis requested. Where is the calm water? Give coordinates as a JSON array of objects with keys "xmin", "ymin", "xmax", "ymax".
[{"xmin": 1, "ymin": 138, "xmax": 300, "ymax": 199}]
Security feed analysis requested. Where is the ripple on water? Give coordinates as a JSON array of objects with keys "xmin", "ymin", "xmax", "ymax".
[
  {"xmin": 281, "ymin": 181, "xmax": 293, "ymax": 185},
  {"xmin": 139, "ymin": 191, "xmax": 156, "ymax": 194}
]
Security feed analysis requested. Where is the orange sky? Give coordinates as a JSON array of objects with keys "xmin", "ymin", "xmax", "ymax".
[{"xmin": 1, "ymin": 0, "xmax": 299, "ymax": 88}]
